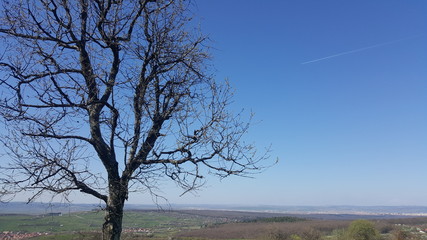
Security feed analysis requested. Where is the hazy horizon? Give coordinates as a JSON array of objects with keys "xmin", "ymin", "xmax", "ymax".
[{"xmin": 4, "ymin": 202, "xmax": 427, "ymax": 217}]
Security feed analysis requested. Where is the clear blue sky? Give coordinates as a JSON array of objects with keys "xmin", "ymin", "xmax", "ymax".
[
  {"xmin": 152, "ymin": 0, "xmax": 427, "ymax": 206},
  {"xmin": 9, "ymin": 1, "xmax": 427, "ymax": 206}
]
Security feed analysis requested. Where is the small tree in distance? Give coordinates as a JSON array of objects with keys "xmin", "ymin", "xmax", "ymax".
[
  {"xmin": 347, "ymin": 220, "xmax": 380, "ymax": 240},
  {"xmin": 0, "ymin": 0, "xmax": 269, "ymax": 239}
]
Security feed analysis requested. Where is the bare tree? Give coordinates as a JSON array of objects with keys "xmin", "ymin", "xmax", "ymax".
[{"xmin": 0, "ymin": 0, "xmax": 268, "ymax": 239}]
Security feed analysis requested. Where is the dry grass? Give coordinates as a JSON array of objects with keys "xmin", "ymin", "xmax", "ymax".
[{"xmin": 175, "ymin": 219, "xmax": 351, "ymax": 239}]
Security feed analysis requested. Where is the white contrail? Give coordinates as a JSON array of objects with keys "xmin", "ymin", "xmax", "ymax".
[{"xmin": 301, "ymin": 34, "xmax": 423, "ymax": 65}]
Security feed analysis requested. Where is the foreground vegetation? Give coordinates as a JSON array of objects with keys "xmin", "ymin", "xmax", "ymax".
[
  {"xmin": 0, "ymin": 210, "xmax": 227, "ymax": 239},
  {"xmin": 1, "ymin": 210, "xmax": 427, "ymax": 239},
  {"xmin": 176, "ymin": 217, "xmax": 427, "ymax": 240}
]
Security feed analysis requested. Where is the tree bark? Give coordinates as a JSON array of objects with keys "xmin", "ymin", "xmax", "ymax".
[
  {"xmin": 102, "ymin": 182, "xmax": 126, "ymax": 240},
  {"xmin": 102, "ymin": 206, "xmax": 123, "ymax": 240}
]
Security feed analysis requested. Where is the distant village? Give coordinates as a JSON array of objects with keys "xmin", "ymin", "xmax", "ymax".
[{"xmin": 0, "ymin": 231, "xmax": 49, "ymax": 239}]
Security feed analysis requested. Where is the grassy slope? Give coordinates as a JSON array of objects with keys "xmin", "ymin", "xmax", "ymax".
[
  {"xmin": 3, "ymin": 210, "xmax": 427, "ymax": 240},
  {"xmin": 0, "ymin": 210, "xmax": 223, "ymax": 239},
  {"xmin": 0, "ymin": 212, "xmax": 104, "ymax": 233}
]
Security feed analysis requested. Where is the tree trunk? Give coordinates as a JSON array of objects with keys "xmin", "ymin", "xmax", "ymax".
[
  {"xmin": 102, "ymin": 199, "xmax": 124, "ymax": 240},
  {"xmin": 102, "ymin": 182, "xmax": 126, "ymax": 240}
]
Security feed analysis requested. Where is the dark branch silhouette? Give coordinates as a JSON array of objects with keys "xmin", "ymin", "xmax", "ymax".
[{"xmin": 0, "ymin": 0, "xmax": 269, "ymax": 239}]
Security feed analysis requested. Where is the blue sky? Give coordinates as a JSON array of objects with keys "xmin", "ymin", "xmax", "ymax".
[
  {"xmin": 7, "ymin": 1, "xmax": 427, "ymax": 206},
  {"xmin": 151, "ymin": 0, "xmax": 427, "ymax": 206}
]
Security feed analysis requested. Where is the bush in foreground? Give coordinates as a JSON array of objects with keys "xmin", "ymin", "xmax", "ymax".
[{"xmin": 346, "ymin": 220, "xmax": 381, "ymax": 240}]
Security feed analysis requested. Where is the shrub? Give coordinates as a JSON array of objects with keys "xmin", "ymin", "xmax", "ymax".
[
  {"xmin": 331, "ymin": 228, "xmax": 348, "ymax": 240},
  {"xmin": 390, "ymin": 228, "xmax": 411, "ymax": 240},
  {"xmin": 347, "ymin": 220, "xmax": 380, "ymax": 240},
  {"xmin": 265, "ymin": 228, "xmax": 288, "ymax": 240},
  {"xmin": 300, "ymin": 228, "xmax": 322, "ymax": 240}
]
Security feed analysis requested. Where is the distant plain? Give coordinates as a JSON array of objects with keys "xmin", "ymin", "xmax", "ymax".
[{"xmin": 2, "ymin": 203, "xmax": 427, "ymax": 239}]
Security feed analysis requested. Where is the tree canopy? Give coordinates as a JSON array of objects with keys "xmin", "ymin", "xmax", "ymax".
[{"xmin": 0, "ymin": 0, "xmax": 268, "ymax": 239}]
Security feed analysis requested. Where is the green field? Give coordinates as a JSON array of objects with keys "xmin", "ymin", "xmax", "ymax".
[
  {"xmin": 2, "ymin": 210, "xmax": 427, "ymax": 240},
  {"xmin": 0, "ymin": 210, "xmax": 222, "ymax": 239}
]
